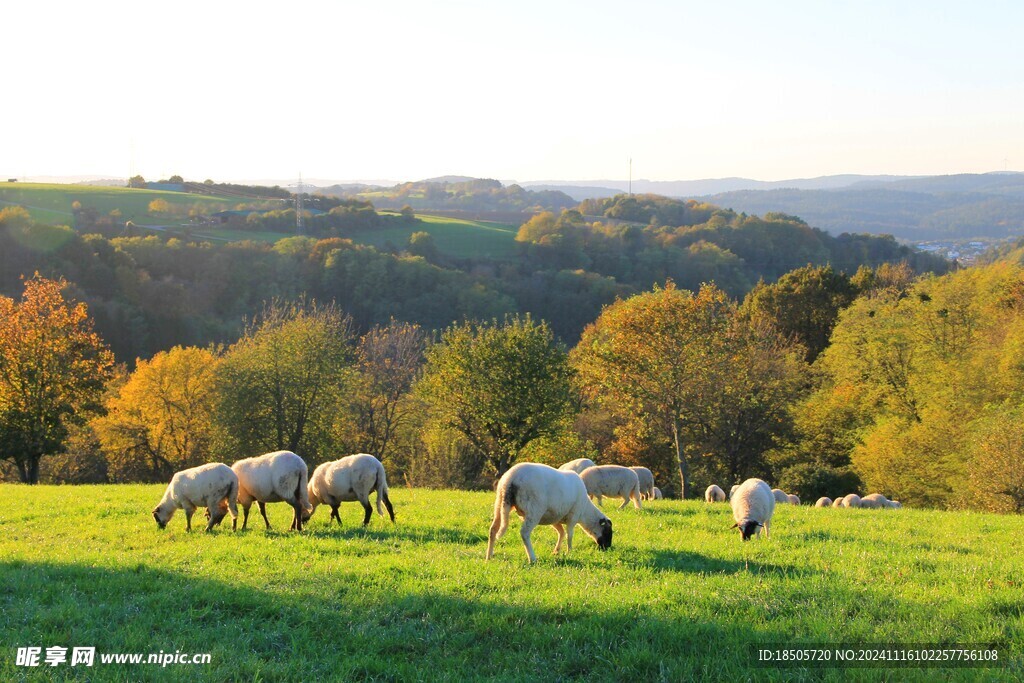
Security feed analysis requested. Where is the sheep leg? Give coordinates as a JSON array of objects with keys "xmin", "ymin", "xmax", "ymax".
[
  {"xmin": 381, "ymin": 493, "xmax": 395, "ymax": 523},
  {"xmin": 183, "ymin": 505, "xmax": 195, "ymax": 532},
  {"xmin": 553, "ymin": 523, "xmax": 566, "ymax": 554},
  {"xmin": 206, "ymin": 506, "xmax": 225, "ymax": 533},
  {"xmin": 632, "ymin": 488, "xmax": 643, "ymax": 510},
  {"xmin": 258, "ymin": 501, "xmax": 272, "ymax": 530},
  {"xmin": 360, "ymin": 499, "xmax": 373, "ymax": 526},
  {"xmin": 566, "ymin": 524, "xmax": 575, "ymax": 552},
  {"xmin": 331, "ymin": 506, "xmax": 342, "ymax": 525},
  {"xmin": 763, "ymin": 520, "xmax": 771, "ymax": 538},
  {"xmin": 290, "ymin": 502, "xmax": 303, "ymax": 532},
  {"xmin": 617, "ymin": 495, "xmax": 630, "ymax": 510},
  {"xmin": 520, "ymin": 518, "xmax": 539, "ymax": 564},
  {"xmin": 240, "ymin": 503, "xmax": 251, "ymax": 530}
]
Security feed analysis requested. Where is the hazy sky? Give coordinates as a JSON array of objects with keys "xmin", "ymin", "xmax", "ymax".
[{"xmin": 5, "ymin": 0, "xmax": 1022, "ymax": 183}]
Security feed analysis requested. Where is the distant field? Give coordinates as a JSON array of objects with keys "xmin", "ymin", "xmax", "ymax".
[
  {"xmin": 364, "ymin": 212, "xmax": 519, "ymax": 259},
  {"xmin": 0, "ymin": 183, "xmax": 250, "ymax": 226},
  {"xmin": 1, "ymin": 485, "xmax": 1020, "ymax": 681}
]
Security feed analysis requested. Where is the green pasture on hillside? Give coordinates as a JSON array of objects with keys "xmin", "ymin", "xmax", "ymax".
[
  {"xmin": 1, "ymin": 485, "xmax": 1020, "ymax": 681},
  {"xmin": 364, "ymin": 213, "xmax": 519, "ymax": 259}
]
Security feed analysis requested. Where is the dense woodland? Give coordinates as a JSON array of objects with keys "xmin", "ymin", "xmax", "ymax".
[{"xmin": 5, "ymin": 190, "xmax": 1019, "ymax": 515}]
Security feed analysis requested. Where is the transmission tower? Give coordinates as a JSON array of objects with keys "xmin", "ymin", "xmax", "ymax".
[{"xmin": 295, "ymin": 173, "xmax": 305, "ymax": 234}]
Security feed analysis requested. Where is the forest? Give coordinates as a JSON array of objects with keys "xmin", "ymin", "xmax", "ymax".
[{"xmin": 5, "ymin": 190, "xmax": 1020, "ymax": 516}]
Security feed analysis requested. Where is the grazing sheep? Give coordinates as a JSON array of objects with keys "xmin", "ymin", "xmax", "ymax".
[
  {"xmin": 152, "ymin": 463, "xmax": 238, "ymax": 533},
  {"xmin": 652, "ymin": 487, "xmax": 663, "ymax": 500},
  {"xmin": 787, "ymin": 494, "xmax": 801, "ymax": 506},
  {"xmin": 705, "ymin": 484, "xmax": 726, "ymax": 503},
  {"xmin": 831, "ymin": 497, "xmax": 844, "ymax": 508},
  {"xmin": 232, "ymin": 451, "xmax": 313, "ymax": 531},
  {"xmin": 580, "ymin": 465, "xmax": 642, "ymax": 510},
  {"xmin": 630, "ymin": 466, "xmax": 656, "ymax": 500},
  {"xmin": 840, "ymin": 493, "xmax": 862, "ymax": 509},
  {"xmin": 730, "ymin": 478, "xmax": 775, "ymax": 541},
  {"xmin": 305, "ymin": 453, "xmax": 395, "ymax": 526},
  {"xmin": 815, "ymin": 497, "xmax": 833, "ymax": 508},
  {"xmin": 861, "ymin": 493, "xmax": 902, "ymax": 509},
  {"xmin": 558, "ymin": 458, "xmax": 596, "ymax": 475},
  {"xmin": 486, "ymin": 462, "xmax": 613, "ymax": 563},
  {"xmin": 772, "ymin": 488, "xmax": 790, "ymax": 504},
  {"xmin": 729, "ymin": 484, "xmax": 740, "ymax": 500}
]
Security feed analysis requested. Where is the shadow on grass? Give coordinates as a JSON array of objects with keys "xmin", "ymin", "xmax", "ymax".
[
  {"xmin": 1, "ymin": 561, "xmax": 778, "ymax": 682},
  {"xmin": 640, "ymin": 549, "xmax": 823, "ymax": 578},
  {"xmin": 302, "ymin": 521, "xmax": 485, "ymax": 546}
]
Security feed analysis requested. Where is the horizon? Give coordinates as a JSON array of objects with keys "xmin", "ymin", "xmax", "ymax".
[{"xmin": 6, "ymin": 1, "xmax": 1022, "ymax": 182}]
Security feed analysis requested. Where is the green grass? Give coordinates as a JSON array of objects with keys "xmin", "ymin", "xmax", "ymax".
[
  {"xmin": 363, "ymin": 213, "xmax": 519, "ymax": 259},
  {"xmin": 1, "ymin": 485, "xmax": 1020, "ymax": 681}
]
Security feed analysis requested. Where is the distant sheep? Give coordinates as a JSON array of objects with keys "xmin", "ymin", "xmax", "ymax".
[
  {"xmin": 630, "ymin": 467, "xmax": 656, "ymax": 500},
  {"xmin": 705, "ymin": 485, "xmax": 726, "ymax": 503},
  {"xmin": 305, "ymin": 453, "xmax": 395, "ymax": 526},
  {"xmin": 831, "ymin": 497, "xmax": 844, "ymax": 508},
  {"xmin": 558, "ymin": 458, "xmax": 596, "ymax": 475},
  {"xmin": 232, "ymin": 451, "xmax": 313, "ymax": 531},
  {"xmin": 729, "ymin": 484, "xmax": 740, "ymax": 500},
  {"xmin": 787, "ymin": 494, "xmax": 801, "ymax": 506},
  {"xmin": 652, "ymin": 487, "xmax": 663, "ymax": 500},
  {"xmin": 840, "ymin": 493, "xmax": 862, "ymax": 509},
  {"xmin": 486, "ymin": 463, "xmax": 613, "ymax": 563},
  {"xmin": 815, "ymin": 497, "xmax": 833, "ymax": 508},
  {"xmin": 730, "ymin": 478, "xmax": 775, "ymax": 541},
  {"xmin": 860, "ymin": 493, "xmax": 902, "ymax": 509},
  {"xmin": 580, "ymin": 465, "xmax": 642, "ymax": 510},
  {"xmin": 772, "ymin": 488, "xmax": 790, "ymax": 504},
  {"xmin": 152, "ymin": 463, "xmax": 238, "ymax": 533}
]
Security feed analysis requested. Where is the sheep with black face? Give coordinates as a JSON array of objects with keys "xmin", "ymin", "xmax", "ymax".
[
  {"xmin": 730, "ymin": 478, "xmax": 775, "ymax": 541},
  {"xmin": 152, "ymin": 463, "xmax": 238, "ymax": 533}
]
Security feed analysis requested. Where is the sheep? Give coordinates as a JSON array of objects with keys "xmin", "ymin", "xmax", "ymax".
[
  {"xmin": 652, "ymin": 487, "xmax": 663, "ymax": 500},
  {"xmin": 787, "ymin": 493, "xmax": 801, "ymax": 506},
  {"xmin": 840, "ymin": 493, "xmax": 862, "ymax": 509},
  {"xmin": 305, "ymin": 453, "xmax": 395, "ymax": 526},
  {"xmin": 705, "ymin": 484, "xmax": 726, "ymax": 503},
  {"xmin": 558, "ymin": 458, "xmax": 596, "ymax": 475},
  {"xmin": 831, "ymin": 497, "xmax": 844, "ymax": 508},
  {"xmin": 772, "ymin": 488, "xmax": 790, "ymax": 504},
  {"xmin": 815, "ymin": 497, "xmax": 833, "ymax": 507},
  {"xmin": 152, "ymin": 463, "xmax": 238, "ymax": 533},
  {"xmin": 579, "ymin": 465, "xmax": 642, "ymax": 510},
  {"xmin": 630, "ymin": 466, "xmax": 656, "ymax": 500},
  {"xmin": 730, "ymin": 478, "xmax": 775, "ymax": 541},
  {"xmin": 232, "ymin": 450, "xmax": 313, "ymax": 532},
  {"xmin": 729, "ymin": 484, "xmax": 740, "ymax": 500},
  {"xmin": 860, "ymin": 493, "xmax": 903, "ymax": 509},
  {"xmin": 486, "ymin": 462, "xmax": 613, "ymax": 563}
]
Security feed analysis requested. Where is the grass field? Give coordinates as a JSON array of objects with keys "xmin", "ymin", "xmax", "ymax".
[
  {"xmin": 363, "ymin": 213, "xmax": 519, "ymax": 259},
  {"xmin": 1, "ymin": 485, "xmax": 1020, "ymax": 681}
]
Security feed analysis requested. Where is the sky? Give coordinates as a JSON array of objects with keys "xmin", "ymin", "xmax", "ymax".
[{"xmin": 4, "ymin": 0, "xmax": 1023, "ymax": 184}]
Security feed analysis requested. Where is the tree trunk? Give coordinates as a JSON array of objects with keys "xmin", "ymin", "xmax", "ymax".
[
  {"xmin": 672, "ymin": 417, "xmax": 689, "ymax": 499},
  {"xmin": 16, "ymin": 454, "xmax": 40, "ymax": 484}
]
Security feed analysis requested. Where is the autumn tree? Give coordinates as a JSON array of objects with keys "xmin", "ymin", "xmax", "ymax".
[
  {"xmin": 573, "ymin": 282, "xmax": 806, "ymax": 498},
  {"xmin": 214, "ymin": 300, "xmax": 356, "ymax": 461},
  {"xmin": 93, "ymin": 345, "xmax": 220, "ymax": 482},
  {"xmin": 415, "ymin": 315, "xmax": 573, "ymax": 477},
  {"xmin": 351, "ymin": 320, "xmax": 427, "ymax": 460},
  {"xmin": 148, "ymin": 198, "xmax": 170, "ymax": 214},
  {"xmin": 0, "ymin": 275, "xmax": 114, "ymax": 483}
]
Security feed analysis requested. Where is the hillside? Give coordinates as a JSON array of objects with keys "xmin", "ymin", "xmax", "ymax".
[{"xmin": 1, "ymin": 485, "xmax": 1019, "ymax": 681}]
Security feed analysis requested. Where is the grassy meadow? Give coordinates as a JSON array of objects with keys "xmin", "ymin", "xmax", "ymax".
[
  {"xmin": 366, "ymin": 213, "xmax": 519, "ymax": 259},
  {"xmin": 1, "ymin": 485, "xmax": 1021, "ymax": 681}
]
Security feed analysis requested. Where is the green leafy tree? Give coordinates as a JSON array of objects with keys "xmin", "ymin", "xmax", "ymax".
[
  {"xmin": 0, "ymin": 275, "xmax": 115, "ymax": 483},
  {"xmin": 415, "ymin": 315, "xmax": 574, "ymax": 477},
  {"xmin": 127, "ymin": 175, "xmax": 146, "ymax": 189}
]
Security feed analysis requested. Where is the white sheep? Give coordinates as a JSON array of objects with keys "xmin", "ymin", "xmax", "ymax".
[
  {"xmin": 558, "ymin": 458, "xmax": 596, "ymax": 475},
  {"xmin": 815, "ymin": 497, "xmax": 833, "ymax": 507},
  {"xmin": 152, "ymin": 463, "xmax": 238, "ymax": 533},
  {"xmin": 579, "ymin": 465, "xmax": 642, "ymax": 510},
  {"xmin": 305, "ymin": 453, "xmax": 395, "ymax": 526},
  {"xmin": 772, "ymin": 488, "xmax": 790, "ymax": 504},
  {"xmin": 232, "ymin": 450, "xmax": 313, "ymax": 531},
  {"xmin": 787, "ymin": 493, "xmax": 801, "ymax": 506},
  {"xmin": 831, "ymin": 497, "xmax": 844, "ymax": 508},
  {"xmin": 652, "ymin": 486, "xmax": 663, "ymax": 500},
  {"xmin": 860, "ymin": 493, "xmax": 902, "ymax": 509},
  {"xmin": 729, "ymin": 484, "xmax": 740, "ymax": 500},
  {"xmin": 486, "ymin": 462, "xmax": 613, "ymax": 563},
  {"xmin": 705, "ymin": 484, "xmax": 726, "ymax": 503},
  {"xmin": 840, "ymin": 493, "xmax": 862, "ymax": 508},
  {"xmin": 630, "ymin": 466, "xmax": 656, "ymax": 500},
  {"xmin": 730, "ymin": 478, "xmax": 775, "ymax": 541}
]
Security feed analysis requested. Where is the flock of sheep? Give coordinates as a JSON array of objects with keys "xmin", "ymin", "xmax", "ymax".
[{"xmin": 151, "ymin": 452, "xmax": 901, "ymax": 564}]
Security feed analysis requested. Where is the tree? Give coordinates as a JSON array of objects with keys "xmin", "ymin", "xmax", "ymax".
[
  {"xmin": 168, "ymin": 175, "xmax": 184, "ymax": 184},
  {"xmin": 214, "ymin": 300, "xmax": 356, "ymax": 461},
  {"xmin": 148, "ymin": 198, "xmax": 170, "ymax": 214},
  {"xmin": 0, "ymin": 275, "xmax": 114, "ymax": 483},
  {"xmin": 415, "ymin": 315, "xmax": 574, "ymax": 477},
  {"xmin": 573, "ymin": 282, "xmax": 805, "ymax": 498},
  {"xmin": 93, "ymin": 346, "xmax": 220, "ymax": 482},
  {"xmin": 742, "ymin": 264, "xmax": 858, "ymax": 363},
  {"xmin": 351, "ymin": 320, "xmax": 427, "ymax": 460},
  {"xmin": 127, "ymin": 175, "xmax": 146, "ymax": 189},
  {"xmin": 399, "ymin": 205, "xmax": 416, "ymax": 221},
  {"xmin": 407, "ymin": 231, "xmax": 440, "ymax": 262}
]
